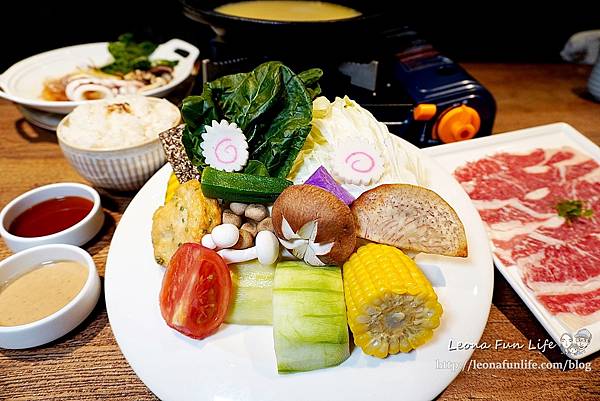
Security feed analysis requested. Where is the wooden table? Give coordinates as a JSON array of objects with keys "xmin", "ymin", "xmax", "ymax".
[{"xmin": 1, "ymin": 63, "xmax": 599, "ymax": 400}]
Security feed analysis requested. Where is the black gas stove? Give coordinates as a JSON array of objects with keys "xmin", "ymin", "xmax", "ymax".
[{"xmin": 189, "ymin": 25, "xmax": 495, "ymax": 148}]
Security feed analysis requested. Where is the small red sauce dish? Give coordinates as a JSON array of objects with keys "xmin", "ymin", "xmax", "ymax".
[
  {"xmin": 0, "ymin": 183, "xmax": 104, "ymax": 252},
  {"xmin": 9, "ymin": 196, "xmax": 94, "ymax": 238}
]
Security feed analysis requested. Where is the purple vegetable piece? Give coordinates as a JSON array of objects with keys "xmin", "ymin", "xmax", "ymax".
[{"xmin": 304, "ymin": 166, "xmax": 355, "ymax": 205}]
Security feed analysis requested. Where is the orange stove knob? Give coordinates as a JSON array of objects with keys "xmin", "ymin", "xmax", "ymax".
[
  {"xmin": 413, "ymin": 103, "xmax": 437, "ymax": 121},
  {"xmin": 436, "ymin": 105, "xmax": 481, "ymax": 143}
]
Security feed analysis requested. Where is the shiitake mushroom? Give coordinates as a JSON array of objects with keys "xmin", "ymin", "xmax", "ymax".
[{"xmin": 272, "ymin": 185, "xmax": 356, "ymax": 266}]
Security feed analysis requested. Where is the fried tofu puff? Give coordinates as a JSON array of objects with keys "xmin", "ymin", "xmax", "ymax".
[{"xmin": 152, "ymin": 179, "xmax": 221, "ymax": 266}]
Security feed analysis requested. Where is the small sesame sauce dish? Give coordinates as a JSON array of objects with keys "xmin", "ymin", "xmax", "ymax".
[
  {"xmin": 0, "ymin": 244, "xmax": 101, "ymax": 349},
  {"xmin": 0, "ymin": 183, "xmax": 104, "ymax": 253}
]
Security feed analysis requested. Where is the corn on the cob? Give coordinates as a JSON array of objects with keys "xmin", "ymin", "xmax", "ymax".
[
  {"xmin": 165, "ymin": 172, "xmax": 181, "ymax": 203},
  {"xmin": 343, "ymin": 243, "xmax": 443, "ymax": 358}
]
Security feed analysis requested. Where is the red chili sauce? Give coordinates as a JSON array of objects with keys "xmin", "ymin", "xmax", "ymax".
[{"xmin": 8, "ymin": 196, "xmax": 94, "ymax": 238}]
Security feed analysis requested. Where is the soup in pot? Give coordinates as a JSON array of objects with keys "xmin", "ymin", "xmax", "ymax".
[{"xmin": 214, "ymin": 1, "xmax": 361, "ymax": 22}]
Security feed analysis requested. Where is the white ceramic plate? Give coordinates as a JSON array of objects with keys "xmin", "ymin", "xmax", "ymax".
[
  {"xmin": 423, "ymin": 122, "xmax": 600, "ymax": 360},
  {"xmin": 0, "ymin": 39, "xmax": 199, "ymax": 114},
  {"xmin": 16, "ymin": 105, "xmax": 64, "ymax": 131},
  {"xmin": 105, "ymin": 136, "xmax": 494, "ymax": 401}
]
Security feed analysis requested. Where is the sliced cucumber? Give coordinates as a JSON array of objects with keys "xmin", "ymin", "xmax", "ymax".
[
  {"xmin": 273, "ymin": 261, "xmax": 350, "ymax": 373},
  {"xmin": 225, "ymin": 260, "xmax": 275, "ymax": 325}
]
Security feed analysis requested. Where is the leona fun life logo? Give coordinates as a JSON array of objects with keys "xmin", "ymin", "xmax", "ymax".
[{"xmin": 560, "ymin": 328, "xmax": 592, "ymax": 357}]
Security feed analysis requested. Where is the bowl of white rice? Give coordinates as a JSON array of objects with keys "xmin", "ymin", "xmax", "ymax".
[{"xmin": 57, "ymin": 96, "xmax": 180, "ymax": 191}]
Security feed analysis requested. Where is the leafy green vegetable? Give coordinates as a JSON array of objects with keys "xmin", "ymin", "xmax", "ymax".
[
  {"xmin": 101, "ymin": 33, "xmax": 178, "ymax": 75},
  {"xmin": 555, "ymin": 199, "xmax": 594, "ymax": 223},
  {"xmin": 298, "ymin": 68, "xmax": 323, "ymax": 99},
  {"xmin": 153, "ymin": 59, "xmax": 179, "ymax": 68},
  {"xmin": 181, "ymin": 61, "xmax": 322, "ymax": 178},
  {"xmin": 244, "ymin": 160, "xmax": 269, "ymax": 177}
]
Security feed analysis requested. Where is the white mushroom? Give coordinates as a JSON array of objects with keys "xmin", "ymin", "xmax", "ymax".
[
  {"xmin": 229, "ymin": 202, "xmax": 248, "ymax": 216},
  {"xmin": 218, "ymin": 230, "xmax": 279, "ymax": 265},
  {"xmin": 201, "ymin": 233, "xmax": 217, "ymax": 249},
  {"xmin": 240, "ymin": 221, "xmax": 258, "ymax": 237},
  {"xmin": 222, "ymin": 209, "xmax": 242, "ymax": 227},
  {"xmin": 210, "ymin": 224, "xmax": 240, "ymax": 249},
  {"xmin": 245, "ymin": 204, "xmax": 269, "ymax": 221}
]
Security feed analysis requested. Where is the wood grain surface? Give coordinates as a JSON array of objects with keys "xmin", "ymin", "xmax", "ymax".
[{"xmin": 1, "ymin": 63, "xmax": 599, "ymax": 401}]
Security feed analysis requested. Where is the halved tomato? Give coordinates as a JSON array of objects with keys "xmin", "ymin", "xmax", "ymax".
[{"xmin": 159, "ymin": 243, "xmax": 232, "ymax": 339}]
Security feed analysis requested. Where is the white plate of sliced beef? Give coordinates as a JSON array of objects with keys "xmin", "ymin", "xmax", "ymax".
[{"xmin": 424, "ymin": 122, "xmax": 600, "ymax": 359}]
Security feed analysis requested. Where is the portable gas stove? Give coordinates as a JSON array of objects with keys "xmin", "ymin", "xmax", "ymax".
[{"xmin": 186, "ymin": 17, "xmax": 496, "ymax": 148}]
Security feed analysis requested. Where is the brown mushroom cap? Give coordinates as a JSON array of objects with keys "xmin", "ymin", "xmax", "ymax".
[{"xmin": 272, "ymin": 185, "xmax": 356, "ymax": 266}]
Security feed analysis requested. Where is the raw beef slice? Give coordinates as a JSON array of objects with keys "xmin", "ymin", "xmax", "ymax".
[{"xmin": 454, "ymin": 147, "xmax": 600, "ymax": 318}]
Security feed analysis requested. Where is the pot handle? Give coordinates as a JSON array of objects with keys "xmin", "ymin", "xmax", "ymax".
[
  {"xmin": 0, "ymin": 74, "xmax": 16, "ymax": 102},
  {"xmin": 153, "ymin": 39, "xmax": 200, "ymax": 64}
]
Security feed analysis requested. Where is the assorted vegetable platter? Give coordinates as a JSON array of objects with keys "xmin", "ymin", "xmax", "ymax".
[
  {"xmin": 155, "ymin": 60, "xmax": 467, "ymax": 365},
  {"xmin": 156, "ymin": 60, "xmax": 470, "ymax": 363},
  {"xmin": 104, "ymin": 61, "xmax": 494, "ymax": 400}
]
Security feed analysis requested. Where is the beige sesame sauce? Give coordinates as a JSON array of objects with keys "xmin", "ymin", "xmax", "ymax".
[{"xmin": 0, "ymin": 261, "xmax": 88, "ymax": 326}]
